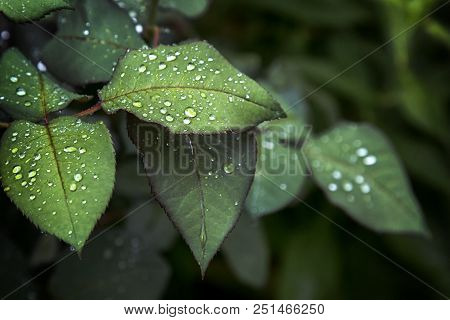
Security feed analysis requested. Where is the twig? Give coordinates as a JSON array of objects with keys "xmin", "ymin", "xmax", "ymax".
[{"xmin": 75, "ymin": 101, "xmax": 103, "ymax": 117}]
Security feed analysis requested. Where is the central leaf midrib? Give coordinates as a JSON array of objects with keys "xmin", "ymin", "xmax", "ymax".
[
  {"xmin": 187, "ymin": 135, "xmax": 207, "ymax": 260},
  {"xmin": 104, "ymin": 86, "xmax": 275, "ymax": 112},
  {"xmin": 39, "ymin": 77, "xmax": 78, "ymax": 242}
]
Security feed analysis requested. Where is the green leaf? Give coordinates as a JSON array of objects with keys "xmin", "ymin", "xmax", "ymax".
[
  {"xmin": 50, "ymin": 229, "xmax": 170, "ymax": 299},
  {"xmin": 0, "ymin": 116, "xmax": 116, "ymax": 250},
  {"xmin": 277, "ymin": 220, "xmax": 340, "ymax": 299},
  {"xmin": 42, "ymin": 0, "xmax": 146, "ymax": 86},
  {"xmin": 305, "ymin": 123, "xmax": 427, "ymax": 234},
  {"xmin": 0, "ymin": 0, "xmax": 71, "ymax": 22},
  {"xmin": 160, "ymin": 0, "xmax": 209, "ymax": 17},
  {"xmin": 0, "ymin": 48, "xmax": 83, "ymax": 121},
  {"xmin": 246, "ymin": 100, "xmax": 309, "ymax": 216},
  {"xmin": 128, "ymin": 116, "xmax": 257, "ymax": 274},
  {"xmin": 222, "ymin": 213, "xmax": 269, "ymax": 288},
  {"xmin": 101, "ymin": 41, "xmax": 285, "ymax": 134}
]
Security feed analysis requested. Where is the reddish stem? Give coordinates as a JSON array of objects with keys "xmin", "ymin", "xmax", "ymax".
[
  {"xmin": 75, "ymin": 101, "xmax": 103, "ymax": 117},
  {"xmin": 0, "ymin": 122, "xmax": 10, "ymax": 129},
  {"xmin": 152, "ymin": 26, "xmax": 160, "ymax": 48}
]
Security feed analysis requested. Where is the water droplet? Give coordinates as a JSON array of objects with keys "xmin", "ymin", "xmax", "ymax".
[
  {"xmin": 200, "ymin": 224, "xmax": 207, "ymax": 248},
  {"xmin": 158, "ymin": 63, "xmax": 167, "ymax": 70},
  {"xmin": 29, "ymin": 195, "xmax": 36, "ymax": 200},
  {"xmin": 83, "ymin": 29, "xmax": 90, "ymax": 36},
  {"xmin": 280, "ymin": 183, "xmax": 287, "ymax": 190},
  {"xmin": 138, "ymin": 65, "xmax": 147, "ymax": 73},
  {"xmin": 69, "ymin": 183, "xmax": 77, "ymax": 191},
  {"xmin": 166, "ymin": 55, "xmax": 176, "ymax": 62},
  {"xmin": 165, "ymin": 115, "xmax": 174, "ymax": 122},
  {"xmin": 183, "ymin": 118, "xmax": 191, "ymax": 124},
  {"xmin": 224, "ymin": 163, "xmax": 235, "ymax": 174},
  {"xmin": 15, "ymin": 173, "xmax": 22, "ymax": 180},
  {"xmin": 186, "ymin": 63, "xmax": 195, "ymax": 71},
  {"xmin": 11, "ymin": 148, "xmax": 18, "ymax": 154},
  {"xmin": 355, "ymin": 175, "xmax": 364, "ymax": 184},
  {"xmin": 132, "ymin": 101, "xmax": 142, "ymax": 108},
  {"xmin": 356, "ymin": 147, "xmax": 368, "ymax": 157},
  {"xmin": 160, "ymin": 108, "xmax": 167, "ymax": 114},
  {"xmin": 328, "ymin": 183, "xmax": 338, "ymax": 192},
  {"xmin": 360, "ymin": 183, "xmax": 371, "ymax": 194},
  {"xmin": 148, "ymin": 54, "xmax": 157, "ymax": 60},
  {"xmin": 332, "ymin": 170, "xmax": 342, "ymax": 179},
  {"xmin": 164, "ymin": 100, "xmax": 172, "ymax": 107},
  {"xmin": 28, "ymin": 170, "xmax": 37, "ymax": 178},
  {"xmin": 64, "ymin": 146, "xmax": 77, "ymax": 153},
  {"xmin": 3, "ymin": 187, "xmax": 11, "ymax": 192},
  {"xmin": 208, "ymin": 114, "xmax": 216, "ymax": 121},
  {"xmin": 184, "ymin": 107, "xmax": 197, "ymax": 118},
  {"xmin": 10, "ymin": 76, "xmax": 18, "ymax": 83},
  {"xmin": 24, "ymin": 101, "xmax": 32, "ymax": 107},
  {"xmin": 79, "ymin": 148, "xmax": 86, "ymax": 154},
  {"xmin": 16, "ymin": 88, "xmax": 26, "ymax": 96},
  {"xmin": 12, "ymin": 165, "xmax": 21, "ymax": 174},
  {"xmin": 363, "ymin": 155, "xmax": 377, "ymax": 166},
  {"xmin": 343, "ymin": 182, "xmax": 353, "ymax": 192},
  {"xmin": 68, "ymin": 230, "xmax": 73, "ymax": 235},
  {"xmin": 74, "ymin": 173, "xmax": 83, "ymax": 182}
]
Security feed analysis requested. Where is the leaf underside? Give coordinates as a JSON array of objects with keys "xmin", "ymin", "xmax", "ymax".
[
  {"xmin": 101, "ymin": 41, "xmax": 285, "ymax": 134},
  {"xmin": 306, "ymin": 123, "xmax": 427, "ymax": 234},
  {"xmin": 0, "ymin": 0, "xmax": 71, "ymax": 22},
  {"xmin": 0, "ymin": 117, "xmax": 116, "ymax": 249},
  {"xmin": 42, "ymin": 0, "xmax": 146, "ymax": 86},
  {"xmin": 0, "ymin": 48, "xmax": 82, "ymax": 121},
  {"xmin": 127, "ymin": 115, "xmax": 257, "ymax": 274}
]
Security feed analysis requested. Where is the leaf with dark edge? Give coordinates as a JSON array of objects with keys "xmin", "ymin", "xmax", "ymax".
[
  {"xmin": 0, "ymin": 0, "xmax": 72, "ymax": 22},
  {"xmin": 0, "ymin": 116, "xmax": 116, "ymax": 250},
  {"xmin": 42, "ymin": 0, "xmax": 146, "ymax": 86},
  {"xmin": 305, "ymin": 122, "xmax": 428, "ymax": 234},
  {"xmin": 0, "ymin": 48, "xmax": 83, "ymax": 121},
  {"xmin": 100, "ymin": 41, "xmax": 285, "ymax": 134},
  {"xmin": 222, "ymin": 212, "xmax": 269, "ymax": 288},
  {"xmin": 246, "ymin": 98, "xmax": 310, "ymax": 216},
  {"xmin": 127, "ymin": 115, "xmax": 257, "ymax": 274}
]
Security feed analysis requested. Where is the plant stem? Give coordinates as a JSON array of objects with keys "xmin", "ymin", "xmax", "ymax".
[
  {"xmin": 149, "ymin": 0, "xmax": 160, "ymax": 47},
  {"xmin": 75, "ymin": 101, "xmax": 103, "ymax": 117},
  {"xmin": 0, "ymin": 122, "xmax": 10, "ymax": 129}
]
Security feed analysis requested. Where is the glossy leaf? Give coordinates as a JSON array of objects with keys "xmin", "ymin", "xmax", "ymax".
[
  {"xmin": 246, "ymin": 100, "xmax": 309, "ymax": 216},
  {"xmin": 0, "ymin": 0, "xmax": 71, "ymax": 22},
  {"xmin": 50, "ymin": 229, "xmax": 170, "ymax": 299},
  {"xmin": 0, "ymin": 117, "xmax": 116, "ymax": 250},
  {"xmin": 42, "ymin": 0, "xmax": 146, "ymax": 86},
  {"xmin": 0, "ymin": 48, "xmax": 83, "ymax": 121},
  {"xmin": 101, "ymin": 41, "xmax": 285, "ymax": 134},
  {"xmin": 305, "ymin": 123, "xmax": 427, "ymax": 234},
  {"xmin": 160, "ymin": 0, "xmax": 209, "ymax": 17},
  {"xmin": 222, "ymin": 213, "xmax": 269, "ymax": 288},
  {"xmin": 128, "ymin": 116, "xmax": 257, "ymax": 274}
]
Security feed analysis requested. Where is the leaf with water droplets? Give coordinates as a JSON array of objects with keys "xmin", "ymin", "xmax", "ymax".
[
  {"xmin": 305, "ymin": 123, "xmax": 427, "ymax": 234},
  {"xmin": 101, "ymin": 41, "xmax": 285, "ymax": 134},
  {"xmin": 112, "ymin": 0, "xmax": 151, "ymax": 25},
  {"xmin": 0, "ymin": 0, "xmax": 71, "ymax": 22},
  {"xmin": 222, "ymin": 213, "xmax": 269, "ymax": 288},
  {"xmin": 160, "ymin": 0, "xmax": 209, "ymax": 17},
  {"xmin": 42, "ymin": 0, "xmax": 146, "ymax": 86},
  {"xmin": 0, "ymin": 117, "xmax": 116, "ymax": 250},
  {"xmin": 0, "ymin": 48, "xmax": 83, "ymax": 121},
  {"xmin": 246, "ymin": 99, "xmax": 310, "ymax": 216},
  {"xmin": 128, "ymin": 116, "xmax": 256, "ymax": 274}
]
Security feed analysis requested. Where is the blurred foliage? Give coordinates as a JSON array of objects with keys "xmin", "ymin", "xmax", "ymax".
[{"xmin": 0, "ymin": 0, "xmax": 449, "ymax": 299}]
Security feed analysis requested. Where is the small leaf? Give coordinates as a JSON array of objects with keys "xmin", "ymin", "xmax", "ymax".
[
  {"xmin": 0, "ymin": 48, "xmax": 83, "ymax": 121},
  {"xmin": 50, "ymin": 229, "xmax": 170, "ymax": 299},
  {"xmin": 42, "ymin": 0, "xmax": 146, "ymax": 86},
  {"xmin": 222, "ymin": 213, "xmax": 269, "ymax": 288},
  {"xmin": 246, "ymin": 100, "xmax": 310, "ymax": 216},
  {"xmin": 0, "ymin": 0, "xmax": 71, "ymax": 22},
  {"xmin": 0, "ymin": 116, "xmax": 116, "ymax": 250},
  {"xmin": 305, "ymin": 123, "xmax": 427, "ymax": 234},
  {"xmin": 101, "ymin": 41, "xmax": 285, "ymax": 134},
  {"xmin": 128, "ymin": 116, "xmax": 257, "ymax": 274},
  {"xmin": 160, "ymin": 0, "xmax": 209, "ymax": 17}
]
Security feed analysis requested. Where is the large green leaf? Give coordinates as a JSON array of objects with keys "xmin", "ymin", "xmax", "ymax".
[
  {"xmin": 0, "ymin": 0, "xmax": 71, "ymax": 22},
  {"xmin": 0, "ymin": 48, "xmax": 83, "ymax": 121},
  {"xmin": 50, "ymin": 229, "xmax": 170, "ymax": 299},
  {"xmin": 160, "ymin": 0, "xmax": 209, "ymax": 17},
  {"xmin": 222, "ymin": 213, "xmax": 269, "ymax": 288},
  {"xmin": 101, "ymin": 41, "xmax": 285, "ymax": 134},
  {"xmin": 42, "ymin": 0, "xmax": 146, "ymax": 86},
  {"xmin": 246, "ymin": 100, "xmax": 309, "ymax": 216},
  {"xmin": 128, "ymin": 116, "xmax": 257, "ymax": 274},
  {"xmin": 0, "ymin": 116, "xmax": 116, "ymax": 249},
  {"xmin": 305, "ymin": 123, "xmax": 427, "ymax": 234}
]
